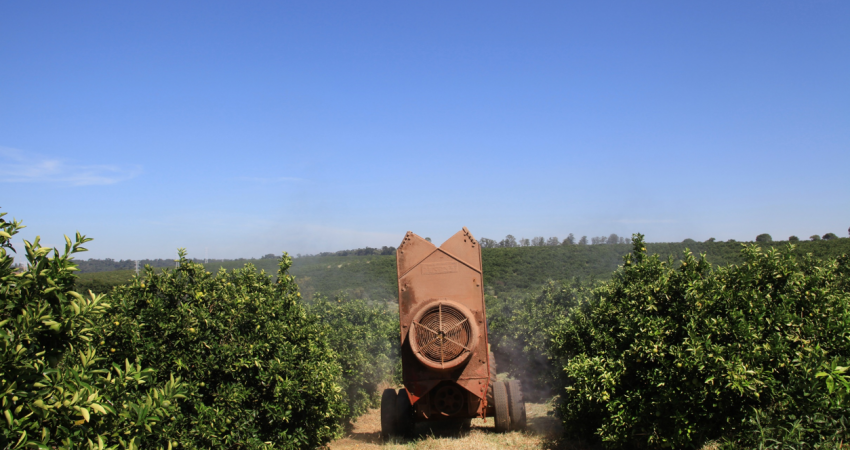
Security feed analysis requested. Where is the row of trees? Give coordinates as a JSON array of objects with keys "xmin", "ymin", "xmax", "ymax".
[
  {"xmin": 71, "ymin": 246, "xmax": 400, "ymax": 274},
  {"xmin": 1, "ymin": 210, "xmax": 396, "ymax": 449},
  {"xmin": 482, "ymin": 230, "xmax": 849, "ymax": 249},
  {"xmin": 74, "ymin": 258, "xmax": 177, "ymax": 273},
  {"xmin": 488, "ymin": 235, "xmax": 850, "ymax": 448},
  {"xmin": 75, "ymin": 257, "xmax": 276, "ymax": 274},
  {"xmin": 66, "ymin": 228, "xmax": 850, "ymax": 275},
  {"xmin": 758, "ymin": 232, "xmax": 845, "ymax": 243},
  {"xmin": 479, "ymin": 233, "xmax": 632, "ymax": 248},
  {"xmin": 297, "ymin": 246, "xmax": 397, "ymax": 258}
]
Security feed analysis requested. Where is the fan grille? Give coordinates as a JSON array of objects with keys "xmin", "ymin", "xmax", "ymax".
[{"xmin": 413, "ymin": 304, "xmax": 472, "ymax": 364}]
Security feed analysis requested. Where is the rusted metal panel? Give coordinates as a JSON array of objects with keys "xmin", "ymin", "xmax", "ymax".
[
  {"xmin": 438, "ymin": 227, "xmax": 482, "ymax": 272},
  {"xmin": 397, "ymin": 227, "xmax": 492, "ymax": 419},
  {"xmin": 397, "ymin": 232, "xmax": 437, "ymax": 279}
]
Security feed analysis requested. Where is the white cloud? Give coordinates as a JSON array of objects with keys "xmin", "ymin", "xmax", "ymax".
[{"xmin": 0, "ymin": 146, "xmax": 141, "ymax": 186}]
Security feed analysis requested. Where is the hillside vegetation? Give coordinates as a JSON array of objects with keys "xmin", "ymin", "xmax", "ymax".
[
  {"xmin": 221, "ymin": 239, "xmax": 850, "ymax": 299},
  {"xmin": 75, "ymin": 269, "xmax": 137, "ymax": 294},
  {"xmin": 2, "ymin": 209, "xmax": 398, "ymax": 449},
  {"xmin": 8, "ymin": 202, "xmax": 849, "ymax": 449},
  {"xmin": 488, "ymin": 236, "xmax": 850, "ymax": 448},
  {"xmin": 74, "ymin": 239, "xmax": 850, "ymax": 299}
]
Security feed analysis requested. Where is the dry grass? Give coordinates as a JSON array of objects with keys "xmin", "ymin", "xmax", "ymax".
[
  {"xmin": 328, "ymin": 398, "xmax": 730, "ymax": 450},
  {"xmin": 328, "ymin": 374, "xmax": 725, "ymax": 450},
  {"xmin": 328, "ymin": 400, "xmax": 595, "ymax": 450}
]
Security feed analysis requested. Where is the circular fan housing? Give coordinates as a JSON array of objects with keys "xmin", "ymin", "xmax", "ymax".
[{"xmin": 409, "ymin": 300, "xmax": 480, "ymax": 370}]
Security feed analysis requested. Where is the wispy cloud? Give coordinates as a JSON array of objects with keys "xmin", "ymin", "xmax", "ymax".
[
  {"xmin": 614, "ymin": 219, "xmax": 676, "ymax": 224},
  {"xmin": 235, "ymin": 176, "xmax": 304, "ymax": 184},
  {"xmin": 0, "ymin": 146, "xmax": 141, "ymax": 186}
]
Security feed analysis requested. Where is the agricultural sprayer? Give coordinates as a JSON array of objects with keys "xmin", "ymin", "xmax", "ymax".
[{"xmin": 381, "ymin": 227, "xmax": 526, "ymax": 438}]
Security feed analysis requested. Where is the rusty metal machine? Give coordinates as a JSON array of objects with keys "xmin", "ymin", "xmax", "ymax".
[{"xmin": 381, "ymin": 227, "xmax": 526, "ymax": 438}]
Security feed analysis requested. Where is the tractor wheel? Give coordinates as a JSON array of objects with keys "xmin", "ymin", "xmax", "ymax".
[
  {"xmin": 507, "ymin": 380, "xmax": 527, "ymax": 431},
  {"xmin": 493, "ymin": 381, "xmax": 511, "ymax": 432},
  {"xmin": 380, "ymin": 388, "xmax": 398, "ymax": 439},
  {"xmin": 396, "ymin": 388, "xmax": 415, "ymax": 438}
]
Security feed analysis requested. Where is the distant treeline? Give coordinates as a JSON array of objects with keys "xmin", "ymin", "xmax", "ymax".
[
  {"xmin": 65, "ymin": 230, "xmax": 848, "ymax": 275},
  {"xmin": 479, "ymin": 230, "xmax": 848, "ymax": 248},
  {"xmin": 66, "ymin": 248, "xmax": 397, "ymax": 273},
  {"xmin": 289, "ymin": 237, "xmax": 850, "ymax": 300},
  {"xmin": 70, "ymin": 255, "xmax": 281, "ymax": 274},
  {"xmin": 298, "ymin": 246, "xmax": 397, "ymax": 258},
  {"xmin": 73, "ymin": 237, "xmax": 850, "ymax": 300},
  {"xmin": 479, "ymin": 233, "xmax": 632, "ymax": 247},
  {"xmin": 71, "ymin": 258, "xmax": 175, "ymax": 273}
]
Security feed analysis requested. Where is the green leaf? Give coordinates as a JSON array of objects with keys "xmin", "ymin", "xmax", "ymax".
[{"xmin": 15, "ymin": 430, "xmax": 26, "ymax": 448}]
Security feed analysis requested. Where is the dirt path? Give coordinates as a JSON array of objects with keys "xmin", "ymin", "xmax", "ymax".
[{"xmin": 328, "ymin": 401, "xmax": 589, "ymax": 450}]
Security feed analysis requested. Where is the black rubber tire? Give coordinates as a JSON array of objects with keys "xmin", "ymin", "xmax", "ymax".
[
  {"xmin": 396, "ymin": 388, "xmax": 415, "ymax": 438},
  {"xmin": 493, "ymin": 381, "xmax": 511, "ymax": 432},
  {"xmin": 380, "ymin": 388, "xmax": 398, "ymax": 439},
  {"xmin": 507, "ymin": 380, "xmax": 527, "ymax": 431}
]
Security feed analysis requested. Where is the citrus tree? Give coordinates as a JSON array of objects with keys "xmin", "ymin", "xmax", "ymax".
[
  {"xmin": 305, "ymin": 296, "xmax": 399, "ymax": 417},
  {"xmin": 551, "ymin": 235, "xmax": 850, "ymax": 448},
  {"xmin": 0, "ymin": 210, "xmax": 186, "ymax": 450},
  {"xmin": 103, "ymin": 252, "xmax": 347, "ymax": 449},
  {"xmin": 487, "ymin": 278, "xmax": 595, "ymax": 401}
]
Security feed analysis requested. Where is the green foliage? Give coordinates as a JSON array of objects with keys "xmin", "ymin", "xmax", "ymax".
[
  {"xmin": 289, "ymin": 255, "xmax": 399, "ymax": 302},
  {"xmin": 203, "ymin": 255, "xmax": 399, "ymax": 303},
  {"xmin": 0, "ymin": 211, "xmax": 186, "ymax": 450},
  {"xmin": 789, "ymin": 235, "xmax": 800, "ymax": 243},
  {"xmin": 77, "ymin": 238, "xmax": 850, "ymax": 304},
  {"xmin": 74, "ymin": 260, "xmax": 176, "ymax": 274},
  {"xmin": 823, "ymin": 233, "xmax": 839, "ymax": 241},
  {"xmin": 481, "ymin": 243, "xmax": 630, "ymax": 294},
  {"xmin": 75, "ymin": 270, "xmax": 136, "ymax": 295},
  {"xmin": 487, "ymin": 279, "xmax": 596, "ymax": 401},
  {"xmin": 483, "ymin": 239, "xmax": 850, "ymax": 296},
  {"xmin": 549, "ymin": 235, "xmax": 850, "ymax": 448},
  {"xmin": 103, "ymin": 252, "xmax": 347, "ymax": 450},
  {"xmin": 305, "ymin": 296, "xmax": 399, "ymax": 418},
  {"xmin": 756, "ymin": 233, "xmax": 773, "ymax": 243}
]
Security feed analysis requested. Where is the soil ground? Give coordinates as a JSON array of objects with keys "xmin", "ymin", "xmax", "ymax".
[{"xmin": 328, "ymin": 400, "xmax": 594, "ymax": 450}]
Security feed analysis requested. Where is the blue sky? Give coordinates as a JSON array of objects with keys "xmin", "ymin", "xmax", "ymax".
[{"xmin": 2, "ymin": 1, "xmax": 848, "ymax": 260}]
